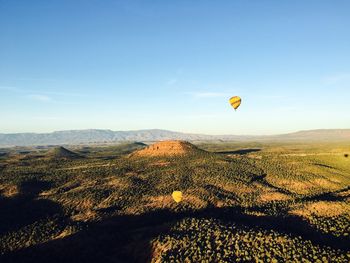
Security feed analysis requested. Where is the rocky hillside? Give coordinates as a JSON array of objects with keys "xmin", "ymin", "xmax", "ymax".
[{"xmin": 130, "ymin": 140, "xmax": 204, "ymax": 157}]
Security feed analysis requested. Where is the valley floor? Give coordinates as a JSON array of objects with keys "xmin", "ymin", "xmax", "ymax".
[{"xmin": 0, "ymin": 141, "xmax": 349, "ymax": 262}]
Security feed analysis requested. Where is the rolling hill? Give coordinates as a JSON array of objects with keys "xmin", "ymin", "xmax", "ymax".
[{"xmin": 47, "ymin": 147, "xmax": 82, "ymax": 160}]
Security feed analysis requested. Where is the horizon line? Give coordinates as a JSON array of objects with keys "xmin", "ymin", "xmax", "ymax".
[{"xmin": 1, "ymin": 128, "xmax": 350, "ymax": 137}]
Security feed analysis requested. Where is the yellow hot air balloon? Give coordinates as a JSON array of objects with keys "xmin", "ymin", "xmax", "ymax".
[
  {"xmin": 229, "ymin": 96, "xmax": 241, "ymax": 110},
  {"xmin": 172, "ymin": 191, "xmax": 183, "ymax": 203}
]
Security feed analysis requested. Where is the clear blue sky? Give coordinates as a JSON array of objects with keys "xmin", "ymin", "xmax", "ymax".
[{"xmin": 1, "ymin": 0, "xmax": 349, "ymax": 135}]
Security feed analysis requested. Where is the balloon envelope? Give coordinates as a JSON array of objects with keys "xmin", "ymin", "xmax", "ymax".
[
  {"xmin": 229, "ymin": 96, "xmax": 241, "ymax": 110},
  {"xmin": 172, "ymin": 191, "xmax": 183, "ymax": 203}
]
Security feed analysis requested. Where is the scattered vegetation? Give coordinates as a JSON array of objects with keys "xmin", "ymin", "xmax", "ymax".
[
  {"xmin": 0, "ymin": 141, "xmax": 349, "ymax": 262},
  {"xmin": 152, "ymin": 217, "xmax": 349, "ymax": 262}
]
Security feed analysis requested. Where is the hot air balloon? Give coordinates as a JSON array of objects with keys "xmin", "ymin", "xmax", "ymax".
[
  {"xmin": 229, "ymin": 96, "xmax": 241, "ymax": 110},
  {"xmin": 172, "ymin": 191, "xmax": 183, "ymax": 203}
]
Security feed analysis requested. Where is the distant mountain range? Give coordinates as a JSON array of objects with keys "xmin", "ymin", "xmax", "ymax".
[{"xmin": 0, "ymin": 129, "xmax": 349, "ymax": 147}]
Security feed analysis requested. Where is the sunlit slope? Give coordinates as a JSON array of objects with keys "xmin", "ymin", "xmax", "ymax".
[
  {"xmin": 253, "ymin": 145, "xmax": 350, "ymax": 195},
  {"xmin": 130, "ymin": 140, "xmax": 204, "ymax": 157}
]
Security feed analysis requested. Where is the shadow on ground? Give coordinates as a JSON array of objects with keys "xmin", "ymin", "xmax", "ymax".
[
  {"xmin": 0, "ymin": 179, "xmax": 64, "ymax": 236},
  {"xmin": 1, "ymin": 194, "xmax": 349, "ymax": 263},
  {"xmin": 216, "ymin": 148, "xmax": 261, "ymax": 155}
]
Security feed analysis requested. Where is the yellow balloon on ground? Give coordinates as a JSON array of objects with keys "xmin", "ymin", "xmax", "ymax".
[
  {"xmin": 229, "ymin": 96, "xmax": 241, "ymax": 110},
  {"xmin": 172, "ymin": 191, "xmax": 183, "ymax": 203}
]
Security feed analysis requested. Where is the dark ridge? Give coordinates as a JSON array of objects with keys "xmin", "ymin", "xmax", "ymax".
[
  {"xmin": 313, "ymin": 163, "xmax": 336, "ymax": 169},
  {"xmin": 134, "ymin": 141, "xmax": 147, "ymax": 146},
  {"xmin": 216, "ymin": 148, "xmax": 261, "ymax": 155}
]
